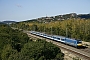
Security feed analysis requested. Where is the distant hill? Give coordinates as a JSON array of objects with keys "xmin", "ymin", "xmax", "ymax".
[
  {"xmin": 23, "ymin": 13, "xmax": 90, "ymax": 23},
  {"xmin": 1, "ymin": 13, "xmax": 90, "ymax": 24},
  {"xmin": 0, "ymin": 22, "xmax": 3, "ymax": 24},
  {"xmin": 1, "ymin": 21, "xmax": 16, "ymax": 24},
  {"xmin": 78, "ymin": 14, "xmax": 90, "ymax": 19}
]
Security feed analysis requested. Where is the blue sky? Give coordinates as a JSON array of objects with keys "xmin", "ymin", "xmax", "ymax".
[{"xmin": 0, "ymin": 0, "xmax": 90, "ymax": 22}]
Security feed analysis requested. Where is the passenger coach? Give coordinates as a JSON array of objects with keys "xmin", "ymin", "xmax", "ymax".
[{"xmin": 30, "ymin": 31, "xmax": 82, "ymax": 48}]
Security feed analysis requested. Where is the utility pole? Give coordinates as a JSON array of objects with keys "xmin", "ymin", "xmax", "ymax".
[
  {"xmin": 66, "ymin": 21, "xmax": 68, "ymax": 38},
  {"xmin": 51, "ymin": 26, "xmax": 52, "ymax": 35},
  {"xmin": 44, "ymin": 26, "xmax": 45, "ymax": 33},
  {"xmin": 66, "ymin": 27, "xmax": 68, "ymax": 38}
]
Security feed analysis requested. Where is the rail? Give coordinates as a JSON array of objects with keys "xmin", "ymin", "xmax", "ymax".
[{"xmin": 26, "ymin": 31, "xmax": 90, "ymax": 60}]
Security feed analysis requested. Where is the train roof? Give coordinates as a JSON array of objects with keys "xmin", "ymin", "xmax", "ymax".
[
  {"xmin": 30, "ymin": 31, "xmax": 82, "ymax": 41},
  {"xmin": 52, "ymin": 35, "xmax": 65, "ymax": 38},
  {"xmin": 66, "ymin": 38, "xmax": 81, "ymax": 41}
]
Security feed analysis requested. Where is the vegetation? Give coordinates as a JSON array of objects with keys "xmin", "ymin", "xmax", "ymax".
[
  {"xmin": 0, "ymin": 24, "xmax": 64, "ymax": 60},
  {"xmin": 9, "ymin": 39, "xmax": 64, "ymax": 60},
  {"xmin": 11, "ymin": 19, "xmax": 90, "ymax": 42},
  {"xmin": 0, "ymin": 24, "xmax": 29, "ymax": 59}
]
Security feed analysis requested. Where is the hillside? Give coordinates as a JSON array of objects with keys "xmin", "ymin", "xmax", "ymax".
[
  {"xmin": 22, "ymin": 13, "xmax": 90, "ymax": 23},
  {"xmin": 0, "ymin": 22, "xmax": 4, "ymax": 24},
  {"xmin": 0, "ymin": 21, "xmax": 16, "ymax": 24},
  {"xmin": 11, "ymin": 18, "xmax": 90, "ymax": 42},
  {"xmin": 10, "ymin": 13, "xmax": 90, "ymax": 42},
  {"xmin": 0, "ymin": 24, "xmax": 64, "ymax": 60},
  {"xmin": 0, "ymin": 24, "xmax": 29, "ymax": 60}
]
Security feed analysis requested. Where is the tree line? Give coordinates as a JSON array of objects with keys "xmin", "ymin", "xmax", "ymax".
[{"xmin": 11, "ymin": 19, "xmax": 90, "ymax": 42}]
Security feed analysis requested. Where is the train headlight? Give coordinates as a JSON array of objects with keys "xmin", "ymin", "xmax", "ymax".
[{"xmin": 77, "ymin": 44, "xmax": 82, "ymax": 46}]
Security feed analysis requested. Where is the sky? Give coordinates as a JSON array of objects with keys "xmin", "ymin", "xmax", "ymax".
[{"xmin": 0, "ymin": 0, "xmax": 90, "ymax": 22}]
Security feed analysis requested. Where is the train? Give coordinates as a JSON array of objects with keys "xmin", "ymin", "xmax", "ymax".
[{"xmin": 30, "ymin": 31, "xmax": 82, "ymax": 48}]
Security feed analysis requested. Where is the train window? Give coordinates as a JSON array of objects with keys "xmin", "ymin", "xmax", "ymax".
[
  {"xmin": 57, "ymin": 38, "xmax": 60, "ymax": 40},
  {"xmin": 77, "ymin": 41, "xmax": 82, "ymax": 44},
  {"xmin": 44, "ymin": 34, "xmax": 47, "ymax": 36},
  {"xmin": 48, "ymin": 36, "xmax": 51, "ymax": 37},
  {"xmin": 53, "ymin": 37, "xmax": 56, "ymax": 38},
  {"xmin": 61, "ymin": 39, "xmax": 65, "ymax": 41}
]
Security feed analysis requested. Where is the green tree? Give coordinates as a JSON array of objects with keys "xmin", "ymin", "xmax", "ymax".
[
  {"xmin": 1, "ymin": 44, "xmax": 18, "ymax": 60},
  {"xmin": 20, "ymin": 39, "xmax": 64, "ymax": 60}
]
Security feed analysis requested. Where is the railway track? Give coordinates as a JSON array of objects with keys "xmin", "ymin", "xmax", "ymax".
[
  {"xmin": 80, "ymin": 48, "xmax": 90, "ymax": 54},
  {"xmin": 52, "ymin": 41, "xmax": 90, "ymax": 60},
  {"xmin": 26, "ymin": 31, "xmax": 90, "ymax": 60}
]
